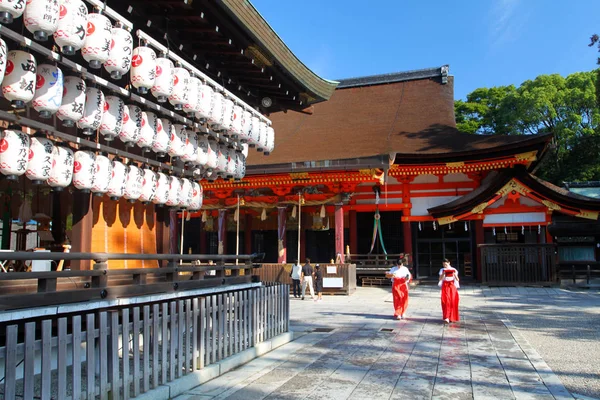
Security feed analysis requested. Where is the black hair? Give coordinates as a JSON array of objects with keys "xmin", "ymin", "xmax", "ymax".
[
  {"xmin": 443, "ymin": 258, "xmax": 451, "ymax": 264},
  {"xmin": 306, "ymin": 258, "xmax": 311, "ymax": 263}
]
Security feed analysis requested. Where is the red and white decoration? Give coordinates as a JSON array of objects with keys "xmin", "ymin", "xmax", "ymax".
[
  {"xmin": 236, "ymin": 152, "xmax": 246, "ymax": 180},
  {"xmin": 72, "ymin": 149, "xmax": 96, "ymax": 192},
  {"xmin": 100, "ymin": 95, "xmax": 125, "ymax": 141},
  {"xmin": 136, "ymin": 111, "xmax": 156, "ymax": 151},
  {"xmin": 130, "ymin": 45, "xmax": 156, "ymax": 94},
  {"xmin": 257, "ymin": 121, "xmax": 268, "ymax": 151},
  {"xmin": 168, "ymin": 66, "xmax": 189, "ymax": 111},
  {"xmin": 152, "ymin": 118, "xmax": 170, "ymax": 157},
  {"xmin": 91, "ymin": 153, "xmax": 112, "ymax": 195},
  {"xmin": 32, "ymin": 64, "xmax": 63, "ymax": 119},
  {"xmin": 124, "ymin": 163, "xmax": 143, "ymax": 202},
  {"xmin": 167, "ymin": 124, "xmax": 187, "ymax": 159},
  {"xmin": 264, "ymin": 126, "xmax": 275, "ymax": 155},
  {"xmin": 152, "ymin": 171, "xmax": 169, "ymax": 205},
  {"xmin": 178, "ymin": 177, "xmax": 192, "ymax": 209},
  {"xmin": 196, "ymin": 134, "xmax": 209, "ymax": 167},
  {"xmin": 248, "ymin": 115, "xmax": 260, "ymax": 147},
  {"xmin": 47, "ymin": 145, "xmax": 74, "ymax": 190},
  {"xmin": 240, "ymin": 109, "xmax": 252, "ymax": 143},
  {"xmin": 82, "ymin": 13, "xmax": 112, "ymax": 69},
  {"xmin": 165, "ymin": 176, "xmax": 181, "ymax": 207},
  {"xmin": 208, "ymin": 92, "xmax": 224, "ymax": 128},
  {"xmin": 119, "ymin": 104, "xmax": 141, "ymax": 146},
  {"xmin": 151, "ymin": 56, "xmax": 174, "ymax": 103},
  {"xmin": 205, "ymin": 138, "xmax": 219, "ymax": 171},
  {"xmin": 107, "ymin": 158, "xmax": 127, "ymax": 200},
  {"xmin": 182, "ymin": 131, "xmax": 198, "ymax": 165},
  {"xmin": 26, "ymin": 136, "xmax": 54, "ymax": 184},
  {"xmin": 183, "ymin": 76, "xmax": 200, "ymax": 117},
  {"xmin": 189, "ymin": 181, "xmax": 203, "ymax": 211},
  {"xmin": 104, "ymin": 26, "xmax": 133, "ymax": 80},
  {"xmin": 77, "ymin": 86, "xmax": 105, "ymax": 135},
  {"xmin": 138, "ymin": 168, "xmax": 157, "ymax": 203},
  {"xmin": 230, "ymin": 104, "xmax": 243, "ymax": 137},
  {"xmin": 24, "ymin": 0, "xmax": 60, "ymax": 42},
  {"xmin": 0, "ymin": 129, "xmax": 30, "ymax": 180},
  {"xmin": 241, "ymin": 143, "xmax": 249, "ymax": 158},
  {"xmin": 225, "ymin": 146, "xmax": 236, "ymax": 177},
  {"xmin": 0, "ymin": 0, "xmax": 27, "ymax": 24},
  {"xmin": 196, "ymin": 83, "xmax": 213, "ymax": 121},
  {"xmin": 54, "ymin": 0, "xmax": 87, "ymax": 55},
  {"xmin": 215, "ymin": 143, "xmax": 228, "ymax": 175},
  {"xmin": 57, "ymin": 76, "xmax": 85, "ymax": 127},
  {"xmin": 0, "ymin": 39, "xmax": 7, "ymax": 87},
  {"xmin": 2, "ymin": 50, "xmax": 37, "ymax": 109}
]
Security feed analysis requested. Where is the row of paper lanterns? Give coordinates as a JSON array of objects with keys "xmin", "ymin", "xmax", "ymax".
[
  {"xmin": 0, "ymin": 129, "xmax": 206, "ymax": 209},
  {"xmin": 0, "ymin": 0, "xmax": 276, "ymax": 153}
]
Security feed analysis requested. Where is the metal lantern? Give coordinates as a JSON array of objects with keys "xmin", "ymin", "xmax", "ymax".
[
  {"xmin": 2, "ymin": 50, "xmax": 37, "ymax": 109},
  {"xmin": 152, "ymin": 171, "xmax": 169, "ymax": 205},
  {"xmin": 151, "ymin": 56, "xmax": 174, "ymax": 103},
  {"xmin": 183, "ymin": 76, "xmax": 200, "ymax": 117},
  {"xmin": 47, "ymin": 145, "xmax": 74, "ymax": 190},
  {"xmin": 165, "ymin": 176, "xmax": 181, "ymax": 207},
  {"xmin": 178, "ymin": 177, "xmax": 192, "ymax": 209},
  {"xmin": 182, "ymin": 131, "xmax": 198, "ymax": 165},
  {"xmin": 136, "ymin": 111, "xmax": 156, "ymax": 151},
  {"xmin": 32, "ymin": 64, "xmax": 63, "ymax": 119},
  {"xmin": 57, "ymin": 76, "xmax": 85, "ymax": 127},
  {"xmin": 0, "ymin": 39, "xmax": 7, "ymax": 87},
  {"xmin": 130, "ymin": 45, "xmax": 156, "ymax": 94},
  {"xmin": 104, "ymin": 26, "xmax": 132, "ymax": 80},
  {"xmin": 138, "ymin": 168, "xmax": 157, "ymax": 204},
  {"xmin": 168, "ymin": 65, "xmax": 189, "ymax": 111},
  {"xmin": 77, "ymin": 86, "xmax": 104, "ymax": 135},
  {"xmin": 220, "ymin": 98, "xmax": 234, "ymax": 132},
  {"xmin": 26, "ymin": 136, "xmax": 54, "ymax": 184},
  {"xmin": 209, "ymin": 91, "xmax": 223, "ymax": 128},
  {"xmin": 196, "ymin": 134, "xmax": 209, "ymax": 167},
  {"xmin": 215, "ymin": 143, "xmax": 228, "ymax": 175},
  {"xmin": 167, "ymin": 124, "xmax": 187, "ymax": 159},
  {"xmin": 119, "ymin": 104, "xmax": 141, "ymax": 147},
  {"xmin": 0, "ymin": 129, "xmax": 30, "ymax": 180},
  {"xmin": 54, "ymin": 0, "xmax": 87, "ymax": 55},
  {"xmin": 72, "ymin": 149, "xmax": 96, "ymax": 192},
  {"xmin": 189, "ymin": 182, "xmax": 203, "ymax": 211},
  {"xmin": 107, "ymin": 158, "xmax": 126, "ymax": 200},
  {"xmin": 124, "ymin": 163, "xmax": 143, "ymax": 202},
  {"xmin": 196, "ymin": 83, "xmax": 213, "ymax": 121},
  {"xmin": 230, "ymin": 104, "xmax": 243, "ymax": 138},
  {"xmin": 91, "ymin": 152, "xmax": 112, "ymax": 196},
  {"xmin": 81, "ymin": 13, "xmax": 112, "ymax": 69},
  {"xmin": 152, "ymin": 118, "xmax": 170, "ymax": 157},
  {"xmin": 99, "ymin": 95, "xmax": 125, "ymax": 141},
  {"xmin": 264, "ymin": 126, "xmax": 275, "ymax": 155},
  {"xmin": 0, "ymin": 0, "xmax": 27, "ymax": 24},
  {"xmin": 24, "ymin": 0, "xmax": 60, "ymax": 42},
  {"xmin": 205, "ymin": 137, "xmax": 219, "ymax": 171},
  {"xmin": 248, "ymin": 115, "xmax": 260, "ymax": 147}
]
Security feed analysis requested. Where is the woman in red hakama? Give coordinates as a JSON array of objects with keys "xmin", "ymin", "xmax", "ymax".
[
  {"xmin": 438, "ymin": 258, "xmax": 460, "ymax": 323},
  {"xmin": 386, "ymin": 259, "xmax": 412, "ymax": 320}
]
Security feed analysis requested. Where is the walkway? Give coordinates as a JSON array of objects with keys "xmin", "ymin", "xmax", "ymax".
[{"xmin": 175, "ymin": 286, "xmax": 600, "ymax": 400}]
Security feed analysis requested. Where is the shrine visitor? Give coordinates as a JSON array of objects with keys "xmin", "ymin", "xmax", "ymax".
[
  {"xmin": 314, "ymin": 264, "xmax": 323, "ymax": 302},
  {"xmin": 290, "ymin": 259, "xmax": 302, "ymax": 298},
  {"xmin": 300, "ymin": 258, "xmax": 315, "ymax": 301},
  {"xmin": 385, "ymin": 258, "xmax": 411, "ymax": 320},
  {"xmin": 438, "ymin": 258, "xmax": 460, "ymax": 323}
]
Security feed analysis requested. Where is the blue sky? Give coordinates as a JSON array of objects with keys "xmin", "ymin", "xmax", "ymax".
[{"xmin": 251, "ymin": 0, "xmax": 600, "ymax": 100}]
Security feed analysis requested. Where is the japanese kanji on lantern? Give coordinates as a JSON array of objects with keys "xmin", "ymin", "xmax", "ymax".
[
  {"xmin": 91, "ymin": 152, "xmax": 112, "ymax": 196},
  {"xmin": 233, "ymin": 149, "xmax": 245, "ymax": 180},
  {"xmin": 205, "ymin": 137, "xmax": 219, "ymax": 172},
  {"xmin": 138, "ymin": 167, "xmax": 157, "ymax": 204},
  {"xmin": 119, "ymin": 104, "xmax": 141, "ymax": 147},
  {"xmin": 24, "ymin": 0, "xmax": 60, "ymax": 42},
  {"xmin": 257, "ymin": 120, "xmax": 268, "ymax": 152},
  {"xmin": 124, "ymin": 163, "xmax": 143, "ymax": 202},
  {"xmin": 151, "ymin": 55, "xmax": 174, "ymax": 103},
  {"xmin": 152, "ymin": 171, "xmax": 169, "ymax": 205},
  {"xmin": 54, "ymin": 0, "xmax": 87, "ymax": 56},
  {"xmin": 99, "ymin": 95, "xmax": 125, "ymax": 141},
  {"xmin": 240, "ymin": 109, "xmax": 252, "ymax": 143},
  {"xmin": 130, "ymin": 45, "xmax": 156, "ymax": 94},
  {"xmin": 72, "ymin": 149, "xmax": 96, "ymax": 192},
  {"xmin": 209, "ymin": 91, "xmax": 224, "ymax": 129},
  {"xmin": 265, "ymin": 125, "xmax": 275, "ymax": 155},
  {"xmin": 169, "ymin": 64, "xmax": 189, "ymax": 111},
  {"xmin": 0, "ymin": 129, "xmax": 30, "ymax": 180},
  {"xmin": 57, "ymin": 75, "xmax": 86, "ymax": 127},
  {"xmin": 152, "ymin": 118, "xmax": 170, "ymax": 157},
  {"xmin": 26, "ymin": 136, "xmax": 54, "ymax": 185},
  {"xmin": 104, "ymin": 24, "xmax": 132, "ymax": 80},
  {"xmin": 0, "ymin": 0, "xmax": 27, "ymax": 24},
  {"xmin": 165, "ymin": 175, "xmax": 181, "ymax": 207},
  {"xmin": 196, "ymin": 134, "xmax": 209, "ymax": 167},
  {"xmin": 167, "ymin": 124, "xmax": 187, "ymax": 159},
  {"xmin": 47, "ymin": 145, "xmax": 74, "ymax": 190},
  {"xmin": 220, "ymin": 97, "xmax": 234, "ymax": 132},
  {"xmin": 183, "ymin": 75, "xmax": 200, "ymax": 118},
  {"xmin": 2, "ymin": 50, "xmax": 37, "ymax": 109},
  {"xmin": 136, "ymin": 110, "xmax": 156, "ymax": 151},
  {"xmin": 182, "ymin": 130, "xmax": 198, "ymax": 166},
  {"xmin": 178, "ymin": 177, "xmax": 193, "ymax": 209},
  {"xmin": 215, "ymin": 143, "xmax": 228, "ymax": 175},
  {"xmin": 32, "ymin": 64, "xmax": 64, "ymax": 119},
  {"xmin": 82, "ymin": 13, "xmax": 112, "ymax": 69},
  {"xmin": 248, "ymin": 115, "xmax": 260, "ymax": 147},
  {"xmin": 230, "ymin": 104, "xmax": 243, "ymax": 138},
  {"xmin": 189, "ymin": 181, "xmax": 203, "ymax": 211},
  {"xmin": 0, "ymin": 39, "xmax": 6, "ymax": 86},
  {"xmin": 196, "ymin": 83, "xmax": 213, "ymax": 122},
  {"xmin": 225, "ymin": 146, "xmax": 236, "ymax": 178},
  {"xmin": 107, "ymin": 157, "xmax": 127, "ymax": 200},
  {"xmin": 77, "ymin": 86, "xmax": 105, "ymax": 135}
]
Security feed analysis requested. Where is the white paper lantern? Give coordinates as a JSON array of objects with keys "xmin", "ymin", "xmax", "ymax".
[
  {"xmin": 233, "ymin": 150, "xmax": 244, "ymax": 180},
  {"xmin": 54, "ymin": 0, "xmax": 87, "ymax": 55},
  {"xmin": 26, "ymin": 136, "xmax": 54, "ymax": 184},
  {"xmin": 24, "ymin": 0, "xmax": 60, "ymax": 42},
  {"xmin": 265, "ymin": 126, "xmax": 275, "ymax": 155},
  {"xmin": 230, "ymin": 104, "xmax": 243, "ymax": 137},
  {"xmin": 99, "ymin": 95, "xmax": 124, "ymax": 141},
  {"xmin": 124, "ymin": 163, "xmax": 143, "ymax": 202},
  {"xmin": 152, "ymin": 118, "xmax": 170, "ymax": 157},
  {"xmin": 165, "ymin": 176, "xmax": 181, "ymax": 207},
  {"xmin": 130, "ymin": 45, "xmax": 156, "ymax": 94},
  {"xmin": 119, "ymin": 104, "xmax": 141, "ymax": 146},
  {"xmin": 241, "ymin": 143, "xmax": 249, "ymax": 158},
  {"xmin": 91, "ymin": 153, "xmax": 112, "ymax": 195},
  {"xmin": 220, "ymin": 98, "xmax": 234, "ymax": 131},
  {"xmin": 0, "ymin": 39, "xmax": 7, "ymax": 87},
  {"xmin": 152, "ymin": 172, "xmax": 169, "ymax": 205},
  {"xmin": 0, "ymin": 129, "xmax": 30, "ymax": 180},
  {"xmin": 182, "ymin": 131, "xmax": 198, "ymax": 165},
  {"xmin": 178, "ymin": 177, "xmax": 192, "ymax": 209},
  {"xmin": 189, "ymin": 182, "xmax": 203, "ymax": 211},
  {"xmin": 32, "ymin": 64, "xmax": 63, "ymax": 118},
  {"xmin": 104, "ymin": 26, "xmax": 132, "ymax": 80},
  {"xmin": 205, "ymin": 138, "xmax": 219, "ymax": 171},
  {"xmin": 57, "ymin": 76, "xmax": 85, "ymax": 127},
  {"xmin": 0, "ymin": 0, "xmax": 26, "ymax": 24},
  {"xmin": 196, "ymin": 135, "xmax": 209, "ymax": 167},
  {"xmin": 82, "ymin": 13, "xmax": 112, "ymax": 69},
  {"xmin": 215, "ymin": 143, "xmax": 228, "ymax": 175},
  {"xmin": 196, "ymin": 83, "xmax": 213, "ymax": 121},
  {"xmin": 47, "ymin": 145, "xmax": 73, "ymax": 190},
  {"xmin": 138, "ymin": 168, "xmax": 157, "ymax": 203},
  {"xmin": 225, "ymin": 147, "xmax": 236, "ymax": 177},
  {"xmin": 151, "ymin": 56, "xmax": 174, "ymax": 103},
  {"xmin": 248, "ymin": 115, "xmax": 260, "ymax": 147},
  {"xmin": 209, "ymin": 92, "xmax": 223, "ymax": 127},
  {"xmin": 167, "ymin": 124, "xmax": 187, "ymax": 158},
  {"xmin": 77, "ymin": 86, "xmax": 104, "ymax": 135},
  {"xmin": 237, "ymin": 152, "xmax": 246, "ymax": 180},
  {"xmin": 72, "ymin": 149, "xmax": 96, "ymax": 192},
  {"xmin": 183, "ymin": 76, "xmax": 200, "ymax": 117},
  {"xmin": 2, "ymin": 50, "xmax": 37, "ymax": 109},
  {"xmin": 136, "ymin": 111, "xmax": 156, "ymax": 151},
  {"xmin": 257, "ymin": 121, "xmax": 268, "ymax": 152},
  {"xmin": 107, "ymin": 158, "xmax": 126, "ymax": 200},
  {"xmin": 240, "ymin": 110, "xmax": 252, "ymax": 143},
  {"xmin": 168, "ymin": 66, "xmax": 189, "ymax": 110}
]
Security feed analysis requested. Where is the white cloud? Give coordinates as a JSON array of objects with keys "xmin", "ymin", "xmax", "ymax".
[{"xmin": 489, "ymin": 0, "xmax": 525, "ymax": 47}]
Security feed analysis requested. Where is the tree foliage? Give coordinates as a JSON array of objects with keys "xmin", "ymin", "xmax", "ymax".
[{"xmin": 455, "ymin": 70, "xmax": 600, "ymax": 184}]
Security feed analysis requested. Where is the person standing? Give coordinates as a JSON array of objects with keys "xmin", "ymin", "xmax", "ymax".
[
  {"xmin": 290, "ymin": 259, "xmax": 302, "ymax": 298},
  {"xmin": 314, "ymin": 264, "xmax": 323, "ymax": 302},
  {"xmin": 385, "ymin": 258, "xmax": 411, "ymax": 320},
  {"xmin": 300, "ymin": 258, "xmax": 315, "ymax": 301},
  {"xmin": 438, "ymin": 258, "xmax": 460, "ymax": 323}
]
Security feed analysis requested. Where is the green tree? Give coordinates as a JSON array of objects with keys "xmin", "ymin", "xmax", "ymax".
[{"xmin": 455, "ymin": 70, "xmax": 600, "ymax": 184}]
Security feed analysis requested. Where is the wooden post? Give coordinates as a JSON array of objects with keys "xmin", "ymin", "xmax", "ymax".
[
  {"xmin": 71, "ymin": 191, "xmax": 93, "ymax": 270},
  {"xmin": 277, "ymin": 207, "xmax": 287, "ymax": 264},
  {"xmin": 475, "ymin": 220, "xmax": 485, "ymax": 281}
]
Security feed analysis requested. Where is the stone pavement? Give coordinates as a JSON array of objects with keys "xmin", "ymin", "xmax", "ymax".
[{"xmin": 174, "ymin": 286, "xmax": 600, "ymax": 400}]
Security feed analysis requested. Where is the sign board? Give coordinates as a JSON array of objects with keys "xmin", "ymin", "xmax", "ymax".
[
  {"xmin": 323, "ymin": 277, "xmax": 343, "ymax": 288},
  {"xmin": 326, "ymin": 266, "xmax": 337, "ymax": 274}
]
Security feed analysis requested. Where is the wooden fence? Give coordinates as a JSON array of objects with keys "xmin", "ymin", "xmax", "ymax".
[
  {"xmin": 0, "ymin": 283, "xmax": 289, "ymax": 400},
  {"xmin": 479, "ymin": 244, "xmax": 558, "ymax": 285}
]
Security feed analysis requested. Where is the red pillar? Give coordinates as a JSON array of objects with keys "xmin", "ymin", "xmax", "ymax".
[
  {"xmin": 277, "ymin": 207, "xmax": 287, "ymax": 263},
  {"xmin": 403, "ymin": 219, "xmax": 413, "ymax": 257},
  {"xmin": 245, "ymin": 213, "xmax": 252, "ymax": 254},
  {"xmin": 335, "ymin": 203, "xmax": 344, "ymax": 262},
  {"xmin": 349, "ymin": 210, "xmax": 357, "ymax": 255},
  {"xmin": 474, "ymin": 219, "xmax": 484, "ymax": 281}
]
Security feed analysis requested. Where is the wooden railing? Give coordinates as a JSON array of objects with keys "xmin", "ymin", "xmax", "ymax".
[
  {"xmin": 0, "ymin": 283, "xmax": 289, "ymax": 400},
  {"xmin": 346, "ymin": 254, "xmax": 404, "ymax": 274},
  {"xmin": 558, "ymin": 262, "xmax": 600, "ymax": 285},
  {"xmin": 479, "ymin": 244, "xmax": 558, "ymax": 285}
]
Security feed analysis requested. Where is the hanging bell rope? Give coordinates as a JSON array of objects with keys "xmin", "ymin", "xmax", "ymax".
[
  {"xmin": 319, "ymin": 204, "xmax": 326, "ymax": 218},
  {"xmin": 201, "ymin": 210, "xmax": 207, "ymax": 222},
  {"xmin": 261, "ymin": 208, "xmax": 267, "ymax": 221},
  {"xmin": 291, "ymin": 205, "xmax": 297, "ymax": 219}
]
